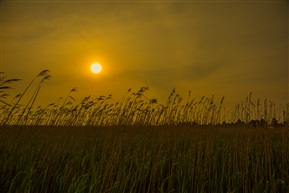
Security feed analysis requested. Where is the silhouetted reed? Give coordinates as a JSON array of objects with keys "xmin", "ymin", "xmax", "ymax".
[{"xmin": 1, "ymin": 71, "xmax": 288, "ymax": 126}]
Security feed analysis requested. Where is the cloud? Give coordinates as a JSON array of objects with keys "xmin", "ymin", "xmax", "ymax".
[
  {"xmin": 112, "ymin": 59, "xmax": 225, "ymax": 92},
  {"xmin": 2, "ymin": 1, "xmax": 288, "ymax": 106}
]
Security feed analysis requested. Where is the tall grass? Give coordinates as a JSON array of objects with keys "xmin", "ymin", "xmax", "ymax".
[
  {"xmin": 1, "ymin": 125, "xmax": 288, "ymax": 193},
  {"xmin": 1, "ymin": 71, "xmax": 289, "ymax": 193},
  {"xmin": 1, "ymin": 70, "xmax": 50, "ymax": 125},
  {"xmin": 1, "ymin": 71, "xmax": 288, "ymax": 126}
]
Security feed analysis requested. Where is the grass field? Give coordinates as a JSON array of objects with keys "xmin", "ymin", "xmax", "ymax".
[
  {"xmin": 1, "ymin": 71, "xmax": 289, "ymax": 192},
  {"xmin": 1, "ymin": 125, "xmax": 289, "ymax": 193}
]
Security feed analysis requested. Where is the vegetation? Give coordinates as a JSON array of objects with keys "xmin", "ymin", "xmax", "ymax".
[
  {"xmin": 1, "ymin": 71, "xmax": 288, "ymax": 126},
  {"xmin": 1, "ymin": 125, "xmax": 289, "ymax": 193},
  {"xmin": 1, "ymin": 71, "xmax": 288, "ymax": 192}
]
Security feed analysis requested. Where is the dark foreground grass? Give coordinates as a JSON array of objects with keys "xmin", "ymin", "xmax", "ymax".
[{"xmin": 1, "ymin": 125, "xmax": 289, "ymax": 193}]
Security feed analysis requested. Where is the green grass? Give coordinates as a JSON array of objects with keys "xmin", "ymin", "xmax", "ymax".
[{"xmin": 1, "ymin": 125, "xmax": 289, "ymax": 193}]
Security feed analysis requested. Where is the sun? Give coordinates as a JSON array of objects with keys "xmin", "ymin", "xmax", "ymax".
[{"xmin": 90, "ymin": 63, "xmax": 102, "ymax": 74}]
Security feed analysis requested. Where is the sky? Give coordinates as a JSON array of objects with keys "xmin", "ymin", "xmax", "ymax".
[{"xmin": 1, "ymin": 0, "xmax": 288, "ymax": 109}]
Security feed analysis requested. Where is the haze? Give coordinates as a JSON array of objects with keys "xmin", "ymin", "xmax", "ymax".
[{"xmin": 1, "ymin": 0, "xmax": 288, "ymax": 108}]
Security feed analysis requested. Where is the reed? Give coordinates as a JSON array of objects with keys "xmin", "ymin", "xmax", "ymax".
[
  {"xmin": 1, "ymin": 125, "xmax": 288, "ymax": 193},
  {"xmin": 1, "ymin": 71, "xmax": 289, "ymax": 192},
  {"xmin": 1, "ymin": 70, "xmax": 50, "ymax": 125},
  {"xmin": 0, "ymin": 72, "xmax": 288, "ymax": 126}
]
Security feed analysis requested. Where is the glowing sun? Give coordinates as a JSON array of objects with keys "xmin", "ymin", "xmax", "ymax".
[{"xmin": 91, "ymin": 63, "xmax": 102, "ymax": 74}]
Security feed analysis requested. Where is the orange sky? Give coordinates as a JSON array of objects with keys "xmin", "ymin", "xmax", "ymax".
[{"xmin": 1, "ymin": 0, "xmax": 288, "ymax": 109}]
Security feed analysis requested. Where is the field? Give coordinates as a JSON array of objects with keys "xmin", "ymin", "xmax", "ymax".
[
  {"xmin": 1, "ymin": 125, "xmax": 289, "ymax": 193},
  {"xmin": 1, "ymin": 71, "xmax": 289, "ymax": 192}
]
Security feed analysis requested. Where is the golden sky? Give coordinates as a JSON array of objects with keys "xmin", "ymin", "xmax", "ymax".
[{"xmin": 1, "ymin": 0, "xmax": 288, "ymax": 107}]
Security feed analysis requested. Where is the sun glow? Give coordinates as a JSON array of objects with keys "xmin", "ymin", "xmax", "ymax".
[{"xmin": 91, "ymin": 63, "xmax": 102, "ymax": 74}]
